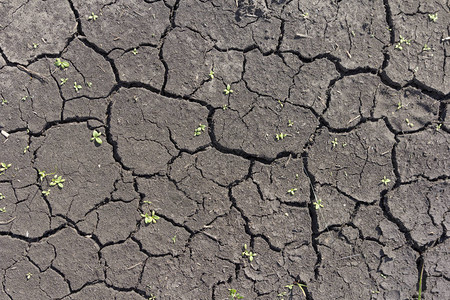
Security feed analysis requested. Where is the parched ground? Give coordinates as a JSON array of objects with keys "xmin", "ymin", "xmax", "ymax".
[{"xmin": 0, "ymin": 0, "xmax": 449, "ymax": 299}]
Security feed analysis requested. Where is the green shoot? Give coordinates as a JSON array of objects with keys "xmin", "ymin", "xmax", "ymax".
[
  {"xmin": 242, "ymin": 244, "xmax": 257, "ymax": 262},
  {"xmin": 50, "ymin": 175, "xmax": 65, "ymax": 188},
  {"xmin": 381, "ymin": 176, "xmax": 391, "ymax": 186},
  {"xmin": 313, "ymin": 199, "xmax": 324, "ymax": 210},
  {"xmin": 287, "ymin": 188, "xmax": 297, "ymax": 195},
  {"xmin": 54, "ymin": 58, "xmax": 69, "ymax": 70},
  {"xmin": 194, "ymin": 124, "xmax": 206, "ymax": 136},
  {"xmin": 141, "ymin": 211, "xmax": 160, "ymax": 224},
  {"xmin": 224, "ymin": 84, "xmax": 233, "ymax": 95},
  {"xmin": 91, "ymin": 130, "xmax": 103, "ymax": 145},
  {"xmin": 88, "ymin": 12, "xmax": 98, "ymax": 21}
]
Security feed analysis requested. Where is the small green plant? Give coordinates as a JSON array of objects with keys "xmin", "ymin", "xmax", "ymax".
[
  {"xmin": 132, "ymin": 48, "xmax": 138, "ymax": 55},
  {"xmin": 141, "ymin": 210, "xmax": 160, "ymax": 224},
  {"xmin": 38, "ymin": 169, "xmax": 55, "ymax": 182},
  {"xmin": 91, "ymin": 130, "xmax": 103, "ymax": 145},
  {"xmin": 209, "ymin": 69, "xmax": 214, "ymax": 79},
  {"xmin": 229, "ymin": 288, "xmax": 244, "ymax": 299},
  {"xmin": 60, "ymin": 78, "xmax": 68, "ymax": 85},
  {"xmin": 223, "ymin": 84, "xmax": 233, "ymax": 95},
  {"xmin": 423, "ymin": 44, "xmax": 431, "ymax": 51},
  {"xmin": 428, "ymin": 13, "xmax": 438, "ymax": 22},
  {"xmin": 86, "ymin": 82, "xmax": 93, "ymax": 88},
  {"xmin": 54, "ymin": 58, "xmax": 69, "ymax": 70},
  {"xmin": 23, "ymin": 145, "xmax": 29, "ymax": 153},
  {"xmin": 194, "ymin": 124, "xmax": 206, "ymax": 136},
  {"xmin": 313, "ymin": 198, "xmax": 324, "ymax": 210},
  {"xmin": 395, "ymin": 35, "xmax": 412, "ymax": 50},
  {"xmin": 287, "ymin": 188, "xmax": 297, "ymax": 195},
  {"xmin": 42, "ymin": 190, "xmax": 50, "ymax": 196},
  {"xmin": 284, "ymin": 282, "xmax": 307, "ymax": 297},
  {"xmin": 73, "ymin": 82, "xmax": 82, "ymax": 93},
  {"xmin": 275, "ymin": 133, "xmax": 288, "ymax": 141},
  {"xmin": 288, "ymin": 119, "xmax": 294, "ymax": 127},
  {"xmin": 331, "ymin": 137, "xmax": 338, "ymax": 148},
  {"xmin": 381, "ymin": 176, "xmax": 391, "ymax": 186},
  {"xmin": 171, "ymin": 235, "xmax": 176, "ymax": 244},
  {"xmin": 0, "ymin": 162, "xmax": 11, "ymax": 175},
  {"xmin": 32, "ymin": 43, "xmax": 39, "ymax": 49},
  {"xmin": 405, "ymin": 118, "xmax": 414, "ymax": 127},
  {"xmin": 417, "ymin": 263, "xmax": 424, "ymax": 300},
  {"xmin": 397, "ymin": 101, "xmax": 403, "ymax": 110},
  {"xmin": 26, "ymin": 272, "xmax": 32, "ymax": 280},
  {"xmin": 222, "ymin": 104, "xmax": 228, "ymax": 110},
  {"xmin": 302, "ymin": 12, "xmax": 309, "ymax": 19},
  {"xmin": 21, "ymin": 96, "xmax": 28, "ymax": 101},
  {"xmin": 0, "ymin": 207, "xmax": 6, "ymax": 213},
  {"xmin": 1, "ymin": 98, "xmax": 8, "ymax": 105},
  {"xmin": 88, "ymin": 12, "xmax": 98, "ymax": 21},
  {"xmin": 242, "ymin": 244, "xmax": 257, "ymax": 262},
  {"xmin": 50, "ymin": 175, "xmax": 65, "ymax": 188},
  {"xmin": 436, "ymin": 123, "xmax": 442, "ymax": 131},
  {"xmin": 277, "ymin": 99, "xmax": 284, "ymax": 108},
  {"xmin": 0, "ymin": 193, "xmax": 5, "ymax": 200}
]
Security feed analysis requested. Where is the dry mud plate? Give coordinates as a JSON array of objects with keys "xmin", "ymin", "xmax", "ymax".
[{"xmin": 0, "ymin": 0, "xmax": 449, "ymax": 299}]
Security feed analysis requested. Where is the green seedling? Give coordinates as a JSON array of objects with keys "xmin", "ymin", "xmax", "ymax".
[
  {"xmin": 428, "ymin": 13, "xmax": 438, "ymax": 22},
  {"xmin": 38, "ymin": 170, "xmax": 55, "ymax": 182},
  {"xmin": 54, "ymin": 58, "xmax": 69, "ymax": 70},
  {"xmin": 194, "ymin": 124, "xmax": 206, "ymax": 136},
  {"xmin": 417, "ymin": 264, "xmax": 424, "ymax": 300},
  {"xmin": 229, "ymin": 289, "xmax": 244, "ymax": 299},
  {"xmin": 242, "ymin": 244, "xmax": 257, "ymax": 262},
  {"xmin": 21, "ymin": 96, "xmax": 28, "ymax": 101},
  {"xmin": 88, "ymin": 12, "xmax": 98, "ymax": 21},
  {"xmin": 73, "ymin": 82, "xmax": 82, "ymax": 93},
  {"xmin": 287, "ymin": 188, "xmax": 297, "ymax": 195},
  {"xmin": 313, "ymin": 198, "xmax": 324, "ymax": 210},
  {"xmin": 331, "ymin": 137, "xmax": 338, "ymax": 148},
  {"xmin": 23, "ymin": 145, "xmax": 29, "ymax": 153},
  {"xmin": 32, "ymin": 43, "xmax": 39, "ymax": 49},
  {"xmin": 288, "ymin": 119, "xmax": 294, "ymax": 127},
  {"xmin": 284, "ymin": 282, "xmax": 307, "ymax": 297},
  {"xmin": 302, "ymin": 12, "xmax": 309, "ymax": 19},
  {"xmin": 275, "ymin": 133, "xmax": 288, "ymax": 141},
  {"xmin": 0, "ymin": 207, "xmax": 6, "ymax": 213},
  {"xmin": 42, "ymin": 190, "xmax": 50, "ymax": 196},
  {"xmin": 60, "ymin": 78, "xmax": 68, "ymax": 85},
  {"xmin": 1, "ymin": 98, "xmax": 7, "ymax": 105},
  {"xmin": 86, "ymin": 82, "xmax": 92, "ymax": 88},
  {"xmin": 277, "ymin": 99, "xmax": 284, "ymax": 108},
  {"xmin": 26, "ymin": 272, "xmax": 32, "ymax": 280},
  {"xmin": 209, "ymin": 69, "xmax": 214, "ymax": 79},
  {"xmin": 0, "ymin": 193, "xmax": 5, "ymax": 200},
  {"xmin": 224, "ymin": 84, "xmax": 233, "ymax": 95},
  {"xmin": 423, "ymin": 44, "xmax": 431, "ymax": 51},
  {"xmin": 50, "ymin": 175, "xmax": 65, "ymax": 188},
  {"xmin": 0, "ymin": 162, "xmax": 12, "ymax": 174},
  {"xmin": 171, "ymin": 235, "xmax": 176, "ymax": 244},
  {"xmin": 381, "ymin": 176, "xmax": 391, "ymax": 186},
  {"xmin": 141, "ymin": 210, "xmax": 160, "ymax": 224},
  {"xmin": 397, "ymin": 101, "xmax": 403, "ymax": 110},
  {"xmin": 436, "ymin": 123, "xmax": 442, "ymax": 131},
  {"xmin": 132, "ymin": 48, "xmax": 138, "ymax": 55},
  {"xmin": 405, "ymin": 118, "xmax": 414, "ymax": 127},
  {"xmin": 91, "ymin": 130, "xmax": 103, "ymax": 145},
  {"xmin": 222, "ymin": 104, "xmax": 228, "ymax": 110},
  {"xmin": 394, "ymin": 35, "xmax": 412, "ymax": 50}
]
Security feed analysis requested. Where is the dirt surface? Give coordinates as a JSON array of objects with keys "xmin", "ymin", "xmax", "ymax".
[{"xmin": 0, "ymin": 0, "xmax": 449, "ymax": 299}]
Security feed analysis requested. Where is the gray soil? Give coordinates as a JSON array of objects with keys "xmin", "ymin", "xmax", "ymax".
[{"xmin": 0, "ymin": 0, "xmax": 449, "ymax": 299}]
